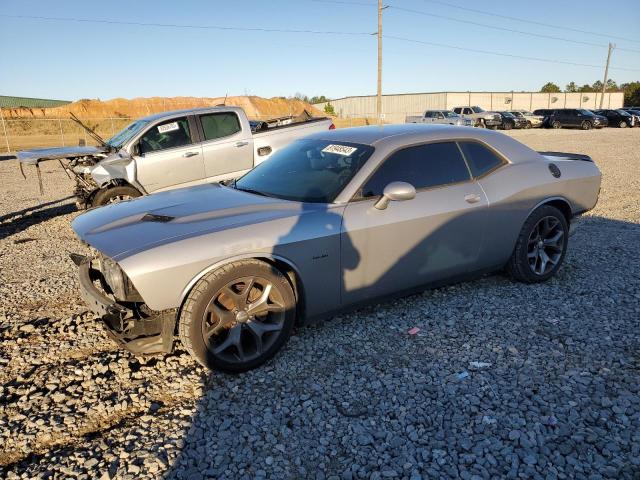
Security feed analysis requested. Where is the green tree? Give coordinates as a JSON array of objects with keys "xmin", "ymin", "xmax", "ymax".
[
  {"xmin": 324, "ymin": 102, "xmax": 336, "ymax": 115},
  {"xmin": 577, "ymin": 84, "xmax": 593, "ymax": 92},
  {"xmin": 620, "ymin": 81, "xmax": 640, "ymax": 106},
  {"xmin": 592, "ymin": 80, "xmax": 603, "ymax": 91},
  {"xmin": 540, "ymin": 82, "xmax": 561, "ymax": 93},
  {"xmin": 565, "ymin": 82, "xmax": 577, "ymax": 93},
  {"xmin": 309, "ymin": 95, "xmax": 330, "ymax": 104}
]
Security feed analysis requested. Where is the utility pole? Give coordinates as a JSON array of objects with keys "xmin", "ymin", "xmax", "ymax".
[
  {"xmin": 376, "ymin": 0, "xmax": 385, "ymax": 125},
  {"xmin": 599, "ymin": 43, "xmax": 615, "ymax": 109}
]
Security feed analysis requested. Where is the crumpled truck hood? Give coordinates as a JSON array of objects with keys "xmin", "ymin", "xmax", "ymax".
[
  {"xmin": 17, "ymin": 146, "xmax": 108, "ymax": 165},
  {"xmin": 72, "ymin": 183, "xmax": 307, "ymax": 260}
]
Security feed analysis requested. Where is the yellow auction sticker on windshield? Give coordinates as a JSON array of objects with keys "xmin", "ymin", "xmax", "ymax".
[{"xmin": 322, "ymin": 144, "xmax": 357, "ymax": 156}]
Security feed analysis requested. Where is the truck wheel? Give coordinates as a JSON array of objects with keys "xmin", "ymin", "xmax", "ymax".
[
  {"xmin": 476, "ymin": 119, "xmax": 486, "ymax": 128},
  {"xmin": 178, "ymin": 259, "xmax": 296, "ymax": 373},
  {"xmin": 526, "ymin": 121, "xmax": 532, "ymax": 129},
  {"xmin": 506, "ymin": 205, "xmax": 568, "ymax": 283},
  {"xmin": 92, "ymin": 186, "xmax": 141, "ymax": 207}
]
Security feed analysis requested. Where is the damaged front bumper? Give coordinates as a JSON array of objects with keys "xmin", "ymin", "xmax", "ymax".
[{"xmin": 73, "ymin": 254, "xmax": 176, "ymax": 355}]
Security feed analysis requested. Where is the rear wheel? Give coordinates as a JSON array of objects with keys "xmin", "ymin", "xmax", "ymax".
[
  {"xmin": 581, "ymin": 120, "xmax": 592, "ymax": 130},
  {"xmin": 506, "ymin": 205, "xmax": 568, "ymax": 283},
  {"xmin": 92, "ymin": 185, "xmax": 141, "ymax": 207},
  {"xmin": 178, "ymin": 259, "xmax": 296, "ymax": 373}
]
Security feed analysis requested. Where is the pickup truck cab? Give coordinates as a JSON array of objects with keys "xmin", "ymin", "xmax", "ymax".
[
  {"xmin": 18, "ymin": 107, "xmax": 334, "ymax": 207},
  {"xmin": 405, "ymin": 110, "xmax": 473, "ymax": 126},
  {"xmin": 452, "ymin": 106, "xmax": 501, "ymax": 128}
]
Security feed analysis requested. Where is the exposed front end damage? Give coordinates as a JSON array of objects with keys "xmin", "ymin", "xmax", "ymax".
[{"xmin": 71, "ymin": 253, "xmax": 176, "ymax": 355}]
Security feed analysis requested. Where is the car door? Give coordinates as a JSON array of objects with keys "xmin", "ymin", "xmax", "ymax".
[
  {"xmin": 197, "ymin": 111, "xmax": 254, "ymax": 180},
  {"xmin": 340, "ymin": 141, "xmax": 488, "ymax": 305},
  {"xmin": 134, "ymin": 116, "xmax": 204, "ymax": 193}
]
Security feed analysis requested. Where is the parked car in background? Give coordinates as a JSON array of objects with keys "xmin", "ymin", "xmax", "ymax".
[
  {"xmin": 72, "ymin": 124, "xmax": 601, "ymax": 372},
  {"xmin": 620, "ymin": 108, "xmax": 640, "ymax": 126},
  {"xmin": 452, "ymin": 106, "xmax": 501, "ymax": 128},
  {"xmin": 405, "ymin": 110, "xmax": 473, "ymax": 126},
  {"xmin": 595, "ymin": 109, "xmax": 635, "ymax": 128},
  {"xmin": 510, "ymin": 110, "xmax": 544, "ymax": 128},
  {"xmin": 497, "ymin": 111, "xmax": 528, "ymax": 130},
  {"xmin": 544, "ymin": 109, "xmax": 606, "ymax": 130},
  {"xmin": 18, "ymin": 107, "xmax": 334, "ymax": 207}
]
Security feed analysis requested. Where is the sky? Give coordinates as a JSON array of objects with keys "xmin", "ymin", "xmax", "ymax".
[{"xmin": 0, "ymin": 0, "xmax": 639, "ymax": 101}]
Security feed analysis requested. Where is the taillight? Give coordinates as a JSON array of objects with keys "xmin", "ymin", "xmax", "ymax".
[{"xmin": 329, "ymin": 123, "xmax": 336, "ymax": 130}]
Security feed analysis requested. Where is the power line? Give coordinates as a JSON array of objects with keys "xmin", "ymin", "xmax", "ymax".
[
  {"xmin": 384, "ymin": 34, "xmax": 640, "ymax": 72},
  {"xmin": 388, "ymin": 5, "xmax": 640, "ymax": 53},
  {"xmin": 421, "ymin": 0, "xmax": 640, "ymax": 45},
  {"xmin": 0, "ymin": 13, "xmax": 371, "ymax": 36}
]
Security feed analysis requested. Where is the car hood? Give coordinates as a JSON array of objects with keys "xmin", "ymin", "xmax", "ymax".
[
  {"xmin": 72, "ymin": 183, "xmax": 309, "ymax": 260},
  {"xmin": 17, "ymin": 146, "xmax": 108, "ymax": 165}
]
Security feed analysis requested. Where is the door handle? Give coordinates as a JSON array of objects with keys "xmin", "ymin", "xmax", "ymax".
[
  {"xmin": 182, "ymin": 151, "xmax": 199, "ymax": 158},
  {"xmin": 464, "ymin": 194, "xmax": 481, "ymax": 204},
  {"xmin": 235, "ymin": 141, "xmax": 249, "ymax": 147}
]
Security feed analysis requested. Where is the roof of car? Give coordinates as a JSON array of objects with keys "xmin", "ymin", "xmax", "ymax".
[
  {"xmin": 139, "ymin": 106, "xmax": 244, "ymax": 122},
  {"xmin": 305, "ymin": 124, "xmax": 538, "ymax": 163}
]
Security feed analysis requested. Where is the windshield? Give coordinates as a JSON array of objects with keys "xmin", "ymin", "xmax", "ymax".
[
  {"xmin": 501, "ymin": 112, "xmax": 515, "ymax": 118},
  {"xmin": 511, "ymin": 112, "xmax": 523, "ymax": 117},
  {"xmin": 235, "ymin": 139, "xmax": 374, "ymax": 203},
  {"xmin": 473, "ymin": 106, "xmax": 486, "ymax": 113},
  {"xmin": 106, "ymin": 120, "xmax": 150, "ymax": 149},
  {"xmin": 444, "ymin": 111, "xmax": 459, "ymax": 118},
  {"xmin": 616, "ymin": 109, "xmax": 631, "ymax": 116},
  {"xmin": 577, "ymin": 109, "xmax": 595, "ymax": 116}
]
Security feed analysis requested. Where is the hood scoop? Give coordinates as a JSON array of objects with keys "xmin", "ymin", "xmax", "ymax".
[{"xmin": 141, "ymin": 213, "xmax": 175, "ymax": 223}]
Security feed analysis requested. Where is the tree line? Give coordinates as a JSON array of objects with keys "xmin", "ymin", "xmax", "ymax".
[{"xmin": 540, "ymin": 80, "xmax": 640, "ymax": 105}]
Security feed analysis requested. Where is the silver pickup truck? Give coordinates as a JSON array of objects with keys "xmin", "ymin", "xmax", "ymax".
[
  {"xmin": 405, "ymin": 110, "xmax": 473, "ymax": 126},
  {"xmin": 17, "ymin": 107, "xmax": 334, "ymax": 207}
]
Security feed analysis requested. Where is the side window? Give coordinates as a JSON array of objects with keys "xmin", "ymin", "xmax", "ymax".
[
  {"xmin": 361, "ymin": 142, "xmax": 470, "ymax": 198},
  {"xmin": 453, "ymin": 108, "xmax": 461, "ymax": 114},
  {"xmin": 200, "ymin": 112, "xmax": 242, "ymax": 141},
  {"xmin": 437, "ymin": 112, "xmax": 445, "ymax": 119},
  {"xmin": 463, "ymin": 108, "xmax": 472, "ymax": 115},
  {"xmin": 424, "ymin": 111, "xmax": 433, "ymax": 118},
  {"xmin": 139, "ymin": 117, "xmax": 191, "ymax": 154},
  {"xmin": 458, "ymin": 141, "xmax": 505, "ymax": 178}
]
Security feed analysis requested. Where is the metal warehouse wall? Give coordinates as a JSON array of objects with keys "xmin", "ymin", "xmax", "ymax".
[{"xmin": 316, "ymin": 91, "xmax": 624, "ymax": 124}]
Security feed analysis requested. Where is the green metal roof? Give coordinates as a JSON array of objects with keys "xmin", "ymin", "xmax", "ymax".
[{"xmin": 0, "ymin": 95, "xmax": 72, "ymax": 108}]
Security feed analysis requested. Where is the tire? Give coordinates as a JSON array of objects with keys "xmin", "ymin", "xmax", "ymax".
[
  {"xmin": 552, "ymin": 120, "xmax": 561, "ymax": 129},
  {"xmin": 178, "ymin": 259, "xmax": 296, "ymax": 373},
  {"xmin": 618, "ymin": 121, "xmax": 627, "ymax": 128},
  {"xmin": 526, "ymin": 121, "xmax": 532, "ymax": 129},
  {"xmin": 581, "ymin": 120, "xmax": 592, "ymax": 130},
  {"xmin": 506, "ymin": 205, "xmax": 569, "ymax": 284},
  {"xmin": 477, "ymin": 119, "xmax": 486, "ymax": 128},
  {"xmin": 92, "ymin": 185, "xmax": 141, "ymax": 207},
  {"xmin": 503, "ymin": 121, "xmax": 513, "ymax": 130}
]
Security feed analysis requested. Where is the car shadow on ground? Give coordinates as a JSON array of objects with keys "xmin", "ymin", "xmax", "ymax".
[
  {"xmin": 162, "ymin": 213, "xmax": 640, "ymax": 479},
  {"xmin": 0, "ymin": 196, "xmax": 76, "ymax": 240}
]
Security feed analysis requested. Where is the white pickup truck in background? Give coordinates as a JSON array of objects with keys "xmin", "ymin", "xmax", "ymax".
[
  {"xmin": 405, "ymin": 110, "xmax": 473, "ymax": 126},
  {"xmin": 17, "ymin": 106, "xmax": 334, "ymax": 207}
]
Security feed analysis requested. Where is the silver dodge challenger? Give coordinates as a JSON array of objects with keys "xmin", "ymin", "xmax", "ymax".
[{"xmin": 72, "ymin": 124, "xmax": 601, "ymax": 372}]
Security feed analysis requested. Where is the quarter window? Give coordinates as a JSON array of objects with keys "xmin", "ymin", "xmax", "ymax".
[
  {"xmin": 362, "ymin": 142, "xmax": 470, "ymax": 198},
  {"xmin": 139, "ymin": 117, "xmax": 191, "ymax": 154},
  {"xmin": 458, "ymin": 141, "xmax": 505, "ymax": 177},
  {"xmin": 200, "ymin": 112, "xmax": 242, "ymax": 141}
]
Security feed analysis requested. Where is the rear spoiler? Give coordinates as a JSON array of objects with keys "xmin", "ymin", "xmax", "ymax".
[{"xmin": 538, "ymin": 151, "xmax": 593, "ymax": 162}]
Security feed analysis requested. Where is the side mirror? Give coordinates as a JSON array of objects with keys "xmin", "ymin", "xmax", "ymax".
[
  {"xmin": 131, "ymin": 143, "xmax": 141, "ymax": 156},
  {"xmin": 374, "ymin": 181, "xmax": 416, "ymax": 210}
]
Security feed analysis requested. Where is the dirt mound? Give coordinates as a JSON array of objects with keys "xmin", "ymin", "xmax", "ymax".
[{"xmin": 1, "ymin": 96, "xmax": 324, "ymax": 120}]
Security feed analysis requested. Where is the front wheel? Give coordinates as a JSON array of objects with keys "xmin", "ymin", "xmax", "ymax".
[
  {"xmin": 178, "ymin": 259, "xmax": 296, "ymax": 373},
  {"xmin": 526, "ymin": 121, "xmax": 532, "ymax": 129},
  {"xmin": 92, "ymin": 185, "xmax": 141, "ymax": 207},
  {"xmin": 581, "ymin": 120, "xmax": 592, "ymax": 130},
  {"xmin": 552, "ymin": 120, "xmax": 562, "ymax": 129},
  {"xmin": 476, "ymin": 119, "xmax": 486, "ymax": 128},
  {"xmin": 619, "ymin": 121, "xmax": 627, "ymax": 128},
  {"xmin": 506, "ymin": 205, "xmax": 569, "ymax": 283}
]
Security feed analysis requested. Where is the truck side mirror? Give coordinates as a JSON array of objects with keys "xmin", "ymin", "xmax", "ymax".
[
  {"xmin": 131, "ymin": 143, "xmax": 141, "ymax": 156},
  {"xmin": 374, "ymin": 181, "xmax": 416, "ymax": 210}
]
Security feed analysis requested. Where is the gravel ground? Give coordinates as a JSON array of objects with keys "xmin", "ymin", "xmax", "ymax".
[{"xmin": 1, "ymin": 128, "xmax": 639, "ymax": 479}]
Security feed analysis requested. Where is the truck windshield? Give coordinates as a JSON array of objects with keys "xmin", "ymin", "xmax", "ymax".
[
  {"xmin": 106, "ymin": 120, "xmax": 150, "ymax": 149},
  {"xmin": 473, "ymin": 106, "xmax": 486, "ymax": 113},
  {"xmin": 235, "ymin": 139, "xmax": 374, "ymax": 203}
]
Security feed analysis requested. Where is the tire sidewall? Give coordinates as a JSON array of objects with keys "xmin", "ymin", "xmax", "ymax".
[
  {"xmin": 581, "ymin": 121, "xmax": 591, "ymax": 130},
  {"xmin": 511, "ymin": 205, "xmax": 569, "ymax": 283},
  {"xmin": 182, "ymin": 261, "xmax": 296, "ymax": 373},
  {"xmin": 93, "ymin": 185, "xmax": 141, "ymax": 207},
  {"xmin": 552, "ymin": 120, "xmax": 561, "ymax": 129}
]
